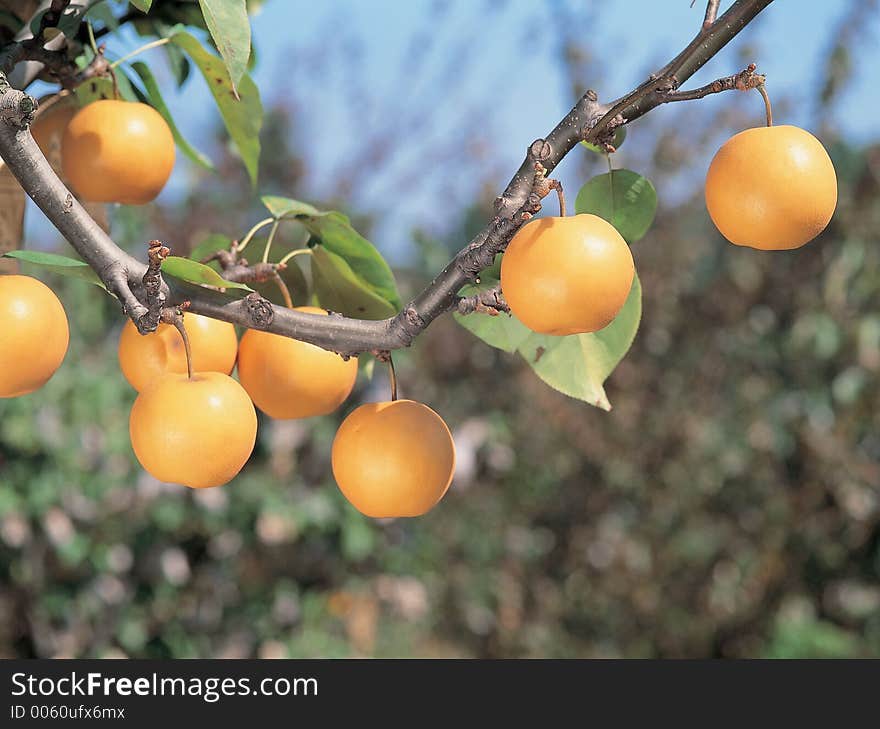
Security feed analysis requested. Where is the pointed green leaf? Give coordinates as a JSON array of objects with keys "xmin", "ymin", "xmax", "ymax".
[
  {"xmin": 2, "ymin": 251, "xmax": 105, "ymax": 289},
  {"xmin": 260, "ymin": 196, "xmax": 401, "ymax": 317},
  {"xmin": 197, "ymin": 0, "xmax": 251, "ymax": 93},
  {"xmin": 161, "ymin": 256, "xmax": 252, "ymax": 291},
  {"xmin": 170, "ymin": 30, "xmax": 262, "ymax": 186},
  {"xmin": 130, "ymin": 0, "xmax": 154, "ymax": 12},
  {"xmin": 188, "ymin": 233, "xmax": 233, "ymax": 263},
  {"xmin": 262, "ymin": 195, "xmax": 325, "ymax": 219},
  {"xmin": 517, "ymin": 274, "xmax": 642, "ymax": 410},
  {"xmin": 575, "ymin": 169, "xmax": 657, "ymax": 243},
  {"xmin": 311, "ymin": 247, "xmax": 397, "ymax": 319},
  {"xmin": 130, "ymin": 61, "xmax": 214, "ymax": 170}
]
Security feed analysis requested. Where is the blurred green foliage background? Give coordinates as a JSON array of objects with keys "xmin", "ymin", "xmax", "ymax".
[{"xmin": 1, "ymin": 0, "xmax": 879, "ymax": 658}]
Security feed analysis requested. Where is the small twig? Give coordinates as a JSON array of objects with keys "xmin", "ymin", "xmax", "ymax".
[
  {"xmin": 659, "ymin": 63, "xmax": 765, "ymax": 102},
  {"xmin": 161, "ymin": 306, "xmax": 193, "ymax": 379},
  {"xmin": 138, "ymin": 240, "xmax": 169, "ymax": 333},
  {"xmin": 703, "ymin": 0, "xmax": 721, "ymax": 30},
  {"xmin": 456, "ymin": 285, "xmax": 509, "ymax": 316},
  {"xmin": 203, "ymin": 246, "xmax": 294, "ymax": 308},
  {"xmin": 531, "ymin": 163, "xmax": 565, "ymax": 216}
]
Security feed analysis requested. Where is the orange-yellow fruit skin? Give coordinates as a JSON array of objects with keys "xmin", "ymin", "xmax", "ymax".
[
  {"xmin": 31, "ymin": 100, "xmax": 77, "ymax": 159},
  {"xmin": 118, "ymin": 312, "xmax": 238, "ymax": 392},
  {"xmin": 501, "ymin": 214, "xmax": 635, "ymax": 335},
  {"xmin": 331, "ymin": 400, "xmax": 456, "ymax": 518},
  {"xmin": 129, "ymin": 372, "xmax": 257, "ymax": 488},
  {"xmin": 237, "ymin": 306, "xmax": 358, "ymax": 419},
  {"xmin": 61, "ymin": 100, "xmax": 175, "ymax": 204},
  {"xmin": 0, "ymin": 275, "xmax": 69, "ymax": 398},
  {"xmin": 705, "ymin": 125, "xmax": 837, "ymax": 250}
]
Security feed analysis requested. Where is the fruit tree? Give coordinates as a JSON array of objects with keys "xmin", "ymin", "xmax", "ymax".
[{"xmin": 0, "ymin": 0, "xmax": 835, "ymax": 516}]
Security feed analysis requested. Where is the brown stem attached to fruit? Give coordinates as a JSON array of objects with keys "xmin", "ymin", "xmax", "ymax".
[
  {"xmin": 756, "ymin": 83, "xmax": 773, "ymax": 127},
  {"xmin": 387, "ymin": 355, "xmax": 398, "ymax": 402},
  {"xmin": 161, "ymin": 306, "xmax": 193, "ymax": 380}
]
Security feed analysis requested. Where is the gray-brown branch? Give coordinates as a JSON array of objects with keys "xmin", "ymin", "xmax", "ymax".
[{"xmin": 0, "ymin": 0, "xmax": 774, "ymax": 356}]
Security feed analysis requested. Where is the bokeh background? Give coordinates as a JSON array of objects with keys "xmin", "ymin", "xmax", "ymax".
[{"xmin": 2, "ymin": 0, "xmax": 879, "ymax": 658}]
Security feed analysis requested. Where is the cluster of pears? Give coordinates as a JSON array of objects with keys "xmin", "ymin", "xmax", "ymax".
[
  {"xmin": 118, "ymin": 308, "xmax": 456, "ymax": 516},
  {"xmin": 500, "ymin": 117, "xmax": 836, "ymax": 335},
  {"xmin": 0, "ymin": 292, "xmax": 455, "ymax": 517},
  {"xmin": 32, "ymin": 96, "xmax": 175, "ymax": 204}
]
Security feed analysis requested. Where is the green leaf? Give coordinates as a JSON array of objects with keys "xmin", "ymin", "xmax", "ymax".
[
  {"xmin": 197, "ymin": 0, "xmax": 251, "ymax": 94},
  {"xmin": 161, "ymin": 256, "xmax": 252, "ymax": 291},
  {"xmin": 130, "ymin": 0, "xmax": 154, "ymax": 12},
  {"xmin": 73, "ymin": 72, "xmax": 140, "ymax": 105},
  {"xmin": 260, "ymin": 196, "xmax": 401, "ymax": 318},
  {"xmin": 454, "ymin": 280, "xmax": 532, "ymax": 354},
  {"xmin": 575, "ymin": 169, "xmax": 657, "ymax": 243},
  {"xmin": 311, "ymin": 248, "xmax": 397, "ymax": 319},
  {"xmin": 517, "ymin": 274, "xmax": 642, "ymax": 411},
  {"xmin": 130, "ymin": 61, "xmax": 214, "ymax": 171},
  {"xmin": 170, "ymin": 30, "xmax": 262, "ymax": 186},
  {"xmin": 581, "ymin": 126, "xmax": 627, "ymax": 154},
  {"xmin": 2, "ymin": 251, "xmax": 106, "ymax": 289},
  {"xmin": 188, "ymin": 233, "xmax": 232, "ymax": 263},
  {"xmin": 262, "ymin": 195, "xmax": 324, "ymax": 219}
]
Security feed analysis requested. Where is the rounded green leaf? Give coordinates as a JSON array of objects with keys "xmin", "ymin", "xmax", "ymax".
[
  {"xmin": 575, "ymin": 169, "xmax": 657, "ymax": 243},
  {"xmin": 516, "ymin": 273, "xmax": 642, "ymax": 411}
]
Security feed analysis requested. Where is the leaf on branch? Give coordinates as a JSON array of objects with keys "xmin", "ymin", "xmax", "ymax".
[
  {"xmin": 130, "ymin": 61, "xmax": 214, "ymax": 171},
  {"xmin": 170, "ymin": 30, "xmax": 262, "ymax": 186},
  {"xmin": 260, "ymin": 195, "xmax": 401, "ymax": 319},
  {"xmin": 197, "ymin": 0, "xmax": 251, "ymax": 96},
  {"xmin": 575, "ymin": 169, "xmax": 657, "ymax": 243},
  {"xmin": 161, "ymin": 256, "xmax": 253, "ymax": 291},
  {"xmin": 2, "ymin": 251, "xmax": 106, "ymax": 289},
  {"xmin": 312, "ymin": 247, "xmax": 398, "ymax": 320},
  {"xmin": 456, "ymin": 274, "xmax": 642, "ymax": 410},
  {"xmin": 129, "ymin": 0, "xmax": 154, "ymax": 12}
]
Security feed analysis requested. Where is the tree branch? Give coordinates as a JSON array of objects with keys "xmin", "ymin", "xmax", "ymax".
[{"xmin": 0, "ymin": 0, "xmax": 774, "ymax": 356}]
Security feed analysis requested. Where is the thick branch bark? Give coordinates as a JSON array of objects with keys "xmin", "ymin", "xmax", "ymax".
[{"xmin": 0, "ymin": 0, "xmax": 774, "ymax": 356}]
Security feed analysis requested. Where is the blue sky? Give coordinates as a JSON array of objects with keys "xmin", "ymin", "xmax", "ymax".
[{"xmin": 25, "ymin": 1, "xmax": 879, "ymax": 259}]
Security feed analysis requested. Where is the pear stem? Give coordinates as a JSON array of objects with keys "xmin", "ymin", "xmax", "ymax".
[
  {"xmin": 167, "ymin": 313, "xmax": 193, "ymax": 380},
  {"xmin": 756, "ymin": 84, "xmax": 773, "ymax": 127},
  {"xmin": 387, "ymin": 355, "xmax": 398, "ymax": 402}
]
